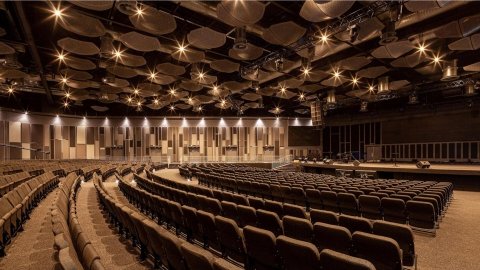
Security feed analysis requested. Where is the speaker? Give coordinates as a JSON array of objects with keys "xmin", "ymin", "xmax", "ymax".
[
  {"xmin": 324, "ymin": 159, "xmax": 335, "ymax": 165},
  {"xmin": 416, "ymin": 161, "xmax": 431, "ymax": 169},
  {"xmin": 353, "ymin": 160, "xmax": 361, "ymax": 167}
]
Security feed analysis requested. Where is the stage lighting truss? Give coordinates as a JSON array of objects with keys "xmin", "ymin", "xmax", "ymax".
[{"xmin": 240, "ymin": 1, "xmax": 395, "ymax": 77}]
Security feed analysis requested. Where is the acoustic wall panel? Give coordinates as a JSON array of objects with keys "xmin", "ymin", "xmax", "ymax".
[
  {"xmin": 76, "ymin": 144, "xmax": 86, "ymax": 159},
  {"xmin": 70, "ymin": 147, "xmax": 76, "ymax": 159},
  {"xmin": 22, "ymin": 143, "xmax": 30, "ymax": 159},
  {"xmin": 9, "ymin": 122, "xmax": 21, "ymax": 143},
  {"xmin": 21, "ymin": 123, "xmax": 30, "ymax": 143},
  {"xmin": 77, "ymin": 126, "xmax": 86, "ymax": 144},
  {"xmin": 87, "ymin": 144, "xmax": 95, "ymax": 159}
]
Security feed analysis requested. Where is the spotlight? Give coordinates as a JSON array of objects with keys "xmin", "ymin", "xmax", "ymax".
[
  {"xmin": 127, "ymin": 97, "xmax": 133, "ymax": 103},
  {"xmin": 351, "ymin": 76, "xmax": 359, "ymax": 86},
  {"xmin": 170, "ymin": 104, "xmax": 175, "ymax": 111},
  {"xmin": 220, "ymin": 99, "xmax": 226, "ymax": 107},
  {"xmin": 57, "ymin": 52, "xmax": 66, "ymax": 62},
  {"xmin": 153, "ymin": 99, "xmax": 159, "ymax": 105},
  {"xmin": 149, "ymin": 71, "xmax": 157, "ymax": 80},
  {"xmin": 7, "ymin": 86, "xmax": 14, "ymax": 94},
  {"xmin": 198, "ymin": 72, "xmax": 205, "ymax": 79},
  {"xmin": 65, "ymin": 92, "xmax": 71, "ymax": 98},
  {"xmin": 252, "ymin": 81, "xmax": 260, "ymax": 91},
  {"xmin": 299, "ymin": 93, "xmax": 305, "ymax": 101},
  {"xmin": 137, "ymin": 101, "xmax": 142, "ymax": 107},
  {"xmin": 320, "ymin": 32, "xmax": 329, "ymax": 44},
  {"xmin": 133, "ymin": 88, "xmax": 140, "ymax": 95},
  {"xmin": 177, "ymin": 43, "xmax": 186, "ymax": 53},
  {"xmin": 233, "ymin": 26, "xmax": 247, "ymax": 50},
  {"xmin": 333, "ymin": 69, "xmax": 341, "ymax": 79},
  {"xmin": 135, "ymin": 5, "xmax": 144, "ymax": 16},
  {"xmin": 169, "ymin": 88, "xmax": 176, "ymax": 95},
  {"xmin": 61, "ymin": 76, "xmax": 68, "ymax": 84},
  {"xmin": 52, "ymin": 5, "xmax": 63, "ymax": 18},
  {"xmin": 63, "ymin": 101, "xmax": 69, "ymax": 107},
  {"xmin": 280, "ymin": 87, "xmax": 286, "ymax": 94},
  {"xmin": 112, "ymin": 48, "xmax": 123, "ymax": 60},
  {"xmin": 188, "ymin": 97, "xmax": 193, "ymax": 104}
]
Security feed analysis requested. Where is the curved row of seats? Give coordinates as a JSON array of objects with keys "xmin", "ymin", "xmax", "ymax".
[
  {"xmin": 191, "ymin": 165, "xmax": 452, "ymax": 233},
  {"xmin": 51, "ymin": 171, "xmax": 105, "ymax": 270},
  {"xmin": 0, "ymin": 171, "xmax": 33, "ymax": 197},
  {"xmin": 0, "ymin": 171, "xmax": 58, "ymax": 256},
  {"xmin": 129, "ymin": 173, "xmax": 413, "ymax": 270},
  {"xmin": 94, "ymin": 174, "xmax": 240, "ymax": 270}
]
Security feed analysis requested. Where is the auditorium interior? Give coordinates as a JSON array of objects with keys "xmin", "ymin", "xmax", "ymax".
[{"xmin": 1, "ymin": 1, "xmax": 480, "ymax": 269}]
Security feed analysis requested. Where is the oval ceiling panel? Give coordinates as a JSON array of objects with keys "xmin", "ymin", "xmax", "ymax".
[
  {"xmin": 106, "ymin": 65, "xmax": 138, "ymax": 78},
  {"xmin": 180, "ymin": 80, "xmax": 203, "ymax": 92},
  {"xmin": 138, "ymin": 83, "xmax": 161, "ymax": 92},
  {"xmin": 118, "ymin": 32, "xmax": 161, "ymax": 52},
  {"xmin": 299, "ymin": 84, "xmax": 322, "ymax": 93},
  {"xmin": 258, "ymin": 87, "xmax": 276, "ymax": 96},
  {"xmin": 356, "ymin": 66, "xmax": 389, "ymax": 78},
  {"xmin": 187, "ymin": 27, "xmax": 226, "ymax": 49},
  {"xmin": 156, "ymin": 63, "xmax": 186, "ymax": 76},
  {"xmin": 221, "ymin": 81, "xmax": 251, "ymax": 92},
  {"xmin": 464, "ymin": 61, "xmax": 480, "ymax": 72},
  {"xmin": 262, "ymin": 21, "xmax": 306, "ymax": 46},
  {"xmin": 276, "ymin": 90, "xmax": 297, "ymax": 99},
  {"xmin": 151, "ymin": 74, "xmax": 177, "ymax": 85},
  {"xmin": 300, "ymin": 0, "xmax": 354, "ymax": 22},
  {"xmin": 337, "ymin": 56, "xmax": 372, "ymax": 71},
  {"xmin": 129, "ymin": 5, "xmax": 176, "ymax": 35},
  {"xmin": 278, "ymin": 78, "xmax": 304, "ymax": 89},
  {"xmin": 107, "ymin": 78, "xmax": 129, "ymax": 88},
  {"xmin": 210, "ymin": 59, "xmax": 240, "ymax": 73},
  {"xmin": 66, "ymin": 80, "xmax": 97, "ymax": 89},
  {"xmin": 228, "ymin": 43, "xmax": 263, "ymax": 60},
  {"xmin": 68, "ymin": 1, "xmax": 113, "ymax": 11},
  {"xmin": 241, "ymin": 92, "xmax": 262, "ymax": 101},
  {"xmin": 57, "ymin": 38, "xmax": 100, "ymax": 55},
  {"xmin": 60, "ymin": 69, "xmax": 93, "ymax": 81},
  {"xmin": 245, "ymin": 102, "xmax": 260, "ymax": 109},
  {"xmin": 58, "ymin": 9, "xmax": 106, "ymax": 37},
  {"xmin": 0, "ymin": 69, "xmax": 27, "ymax": 79},
  {"xmin": 216, "ymin": 0, "xmax": 265, "ymax": 27},
  {"xmin": 100, "ymin": 85, "xmax": 123, "ymax": 94},
  {"xmin": 176, "ymin": 103, "xmax": 192, "ymax": 110},
  {"xmin": 321, "ymin": 76, "xmax": 348, "ymax": 87},
  {"xmin": 64, "ymin": 55, "xmax": 96, "ymax": 70},
  {"xmin": 371, "ymin": 40, "xmax": 414, "ymax": 59},
  {"xmin": 118, "ymin": 52, "xmax": 146, "ymax": 67},
  {"xmin": 0, "ymin": 42, "xmax": 15, "ymax": 55}
]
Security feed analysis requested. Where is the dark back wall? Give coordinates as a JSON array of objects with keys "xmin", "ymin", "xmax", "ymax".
[{"xmin": 382, "ymin": 110, "xmax": 480, "ymax": 144}]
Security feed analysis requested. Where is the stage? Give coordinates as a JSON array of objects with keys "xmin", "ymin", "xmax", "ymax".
[{"xmin": 298, "ymin": 162, "xmax": 480, "ymax": 190}]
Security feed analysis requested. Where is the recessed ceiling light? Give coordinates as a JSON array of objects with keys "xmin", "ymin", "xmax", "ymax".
[
  {"xmin": 52, "ymin": 6, "xmax": 63, "ymax": 18},
  {"xmin": 169, "ymin": 88, "xmax": 176, "ymax": 95},
  {"xmin": 63, "ymin": 101, "xmax": 69, "ymax": 107},
  {"xmin": 112, "ymin": 49, "xmax": 123, "ymax": 60},
  {"xmin": 65, "ymin": 92, "xmax": 71, "ymax": 98},
  {"xmin": 149, "ymin": 71, "xmax": 157, "ymax": 80},
  {"xmin": 153, "ymin": 99, "xmax": 159, "ymax": 105},
  {"xmin": 170, "ymin": 104, "xmax": 175, "ymax": 111},
  {"xmin": 299, "ymin": 93, "xmax": 305, "ymax": 100},
  {"xmin": 137, "ymin": 101, "xmax": 142, "ymax": 106},
  {"xmin": 127, "ymin": 97, "xmax": 132, "ymax": 103},
  {"xmin": 57, "ymin": 52, "xmax": 66, "ymax": 62},
  {"xmin": 333, "ymin": 70, "xmax": 341, "ymax": 78},
  {"xmin": 135, "ymin": 5, "xmax": 144, "ymax": 16},
  {"xmin": 61, "ymin": 77, "xmax": 68, "ymax": 83},
  {"xmin": 7, "ymin": 86, "xmax": 14, "ymax": 94},
  {"xmin": 280, "ymin": 87, "xmax": 286, "ymax": 93},
  {"xmin": 133, "ymin": 88, "xmax": 139, "ymax": 95}
]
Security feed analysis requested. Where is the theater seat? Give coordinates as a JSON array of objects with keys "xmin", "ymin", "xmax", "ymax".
[
  {"xmin": 352, "ymin": 231, "xmax": 403, "ymax": 270},
  {"xmin": 181, "ymin": 242, "xmax": 215, "ymax": 270},
  {"xmin": 381, "ymin": 198, "xmax": 407, "ymax": 224},
  {"xmin": 215, "ymin": 216, "xmax": 246, "ymax": 263},
  {"xmin": 373, "ymin": 220, "xmax": 416, "ymax": 267},
  {"xmin": 256, "ymin": 209, "xmax": 283, "ymax": 236},
  {"xmin": 277, "ymin": 235, "xmax": 320, "ymax": 270},
  {"xmin": 358, "ymin": 195, "xmax": 382, "ymax": 220},
  {"xmin": 310, "ymin": 209, "xmax": 338, "ymax": 225},
  {"xmin": 243, "ymin": 226, "xmax": 280, "ymax": 270},
  {"xmin": 319, "ymin": 249, "xmax": 376, "ymax": 270},
  {"xmin": 237, "ymin": 205, "xmax": 257, "ymax": 228},
  {"xmin": 282, "ymin": 215, "xmax": 313, "ymax": 242},
  {"xmin": 313, "ymin": 222, "xmax": 352, "ymax": 254},
  {"xmin": 339, "ymin": 215, "xmax": 372, "ymax": 234},
  {"xmin": 406, "ymin": 200, "xmax": 436, "ymax": 231}
]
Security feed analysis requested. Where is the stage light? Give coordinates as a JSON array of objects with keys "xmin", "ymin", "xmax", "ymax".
[
  {"xmin": 319, "ymin": 31, "xmax": 329, "ymax": 44},
  {"xmin": 137, "ymin": 101, "xmax": 142, "ymax": 107},
  {"xmin": 212, "ymin": 85, "xmax": 219, "ymax": 95},
  {"xmin": 302, "ymin": 67, "xmax": 311, "ymax": 76},
  {"xmin": 198, "ymin": 72, "xmax": 205, "ymax": 79},
  {"xmin": 274, "ymin": 107, "xmax": 281, "ymax": 114},
  {"xmin": 7, "ymin": 86, "xmax": 14, "ymax": 94},
  {"xmin": 65, "ymin": 92, "xmax": 71, "ymax": 98},
  {"xmin": 133, "ymin": 88, "xmax": 140, "ymax": 95},
  {"xmin": 351, "ymin": 76, "xmax": 359, "ymax": 86},
  {"xmin": 417, "ymin": 42, "xmax": 428, "ymax": 54},
  {"xmin": 153, "ymin": 98, "xmax": 159, "ymax": 105},
  {"xmin": 169, "ymin": 104, "xmax": 175, "ymax": 111},
  {"xmin": 169, "ymin": 88, "xmax": 176, "ymax": 95},
  {"xmin": 57, "ymin": 52, "xmax": 66, "ymax": 62},
  {"xmin": 61, "ymin": 76, "xmax": 68, "ymax": 84},
  {"xmin": 63, "ymin": 101, "xmax": 69, "ymax": 107},
  {"xmin": 52, "ymin": 5, "xmax": 63, "ymax": 18},
  {"xmin": 333, "ymin": 70, "xmax": 341, "ymax": 79},
  {"xmin": 299, "ymin": 93, "xmax": 305, "ymax": 101},
  {"xmin": 24, "ymin": 111, "xmax": 28, "ymax": 115},
  {"xmin": 368, "ymin": 85, "xmax": 375, "ymax": 92},
  {"xmin": 177, "ymin": 43, "xmax": 186, "ymax": 53},
  {"xmin": 220, "ymin": 99, "xmax": 226, "ymax": 108},
  {"xmin": 280, "ymin": 87, "xmax": 286, "ymax": 94},
  {"xmin": 127, "ymin": 96, "xmax": 133, "ymax": 103}
]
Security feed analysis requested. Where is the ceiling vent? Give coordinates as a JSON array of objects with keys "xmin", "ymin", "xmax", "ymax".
[{"xmin": 441, "ymin": 59, "xmax": 459, "ymax": 81}]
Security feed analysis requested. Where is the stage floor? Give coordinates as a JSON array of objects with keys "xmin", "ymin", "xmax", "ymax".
[{"xmin": 298, "ymin": 162, "xmax": 480, "ymax": 176}]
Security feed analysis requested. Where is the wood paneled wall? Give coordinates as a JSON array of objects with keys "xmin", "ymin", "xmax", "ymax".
[{"xmin": 0, "ymin": 111, "xmax": 319, "ymax": 161}]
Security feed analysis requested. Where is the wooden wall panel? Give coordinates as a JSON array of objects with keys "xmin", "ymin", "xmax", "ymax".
[
  {"xmin": 77, "ymin": 126, "xmax": 86, "ymax": 144},
  {"xmin": 9, "ymin": 122, "xmax": 21, "ymax": 143}
]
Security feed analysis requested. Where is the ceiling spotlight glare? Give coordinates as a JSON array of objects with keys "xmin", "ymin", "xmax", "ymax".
[
  {"xmin": 135, "ymin": 5, "xmax": 144, "ymax": 16},
  {"xmin": 220, "ymin": 99, "xmax": 226, "ymax": 107},
  {"xmin": 351, "ymin": 76, "xmax": 359, "ymax": 86},
  {"xmin": 65, "ymin": 92, "xmax": 71, "ymax": 98},
  {"xmin": 112, "ymin": 48, "xmax": 123, "ymax": 60},
  {"xmin": 177, "ymin": 43, "xmax": 186, "ymax": 53},
  {"xmin": 299, "ymin": 93, "xmax": 305, "ymax": 101},
  {"xmin": 52, "ymin": 5, "xmax": 63, "ymax": 18},
  {"xmin": 153, "ymin": 98, "xmax": 159, "ymax": 105},
  {"xmin": 149, "ymin": 71, "xmax": 157, "ymax": 80},
  {"xmin": 57, "ymin": 52, "xmax": 66, "ymax": 62},
  {"xmin": 274, "ymin": 107, "xmax": 281, "ymax": 114},
  {"xmin": 7, "ymin": 86, "xmax": 14, "ymax": 94},
  {"xmin": 133, "ymin": 88, "xmax": 139, "ymax": 95},
  {"xmin": 169, "ymin": 104, "xmax": 175, "ymax": 111},
  {"xmin": 63, "ymin": 101, "xmax": 69, "ymax": 108},
  {"xmin": 188, "ymin": 97, "xmax": 193, "ymax": 103},
  {"xmin": 333, "ymin": 70, "xmax": 341, "ymax": 79},
  {"xmin": 169, "ymin": 88, "xmax": 176, "ymax": 95},
  {"xmin": 252, "ymin": 81, "xmax": 259, "ymax": 91},
  {"xmin": 61, "ymin": 76, "xmax": 68, "ymax": 84},
  {"xmin": 280, "ymin": 86, "xmax": 286, "ymax": 94},
  {"xmin": 302, "ymin": 67, "xmax": 311, "ymax": 76},
  {"xmin": 368, "ymin": 85, "xmax": 375, "ymax": 92},
  {"xmin": 137, "ymin": 101, "xmax": 142, "ymax": 107},
  {"xmin": 198, "ymin": 72, "xmax": 205, "ymax": 79},
  {"xmin": 417, "ymin": 43, "xmax": 427, "ymax": 54},
  {"xmin": 127, "ymin": 96, "xmax": 133, "ymax": 103},
  {"xmin": 320, "ymin": 32, "xmax": 329, "ymax": 43}
]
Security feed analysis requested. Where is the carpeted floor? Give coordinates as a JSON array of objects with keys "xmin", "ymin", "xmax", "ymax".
[
  {"xmin": 0, "ymin": 188, "xmax": 59, "ymax": 270},
  {"xmin": 155, "ymin": 169, "xmax": 480, "ymax": 270},
  {"xmin": 76, "ymin": 181, "xmax": 154, "ymax": 270}
]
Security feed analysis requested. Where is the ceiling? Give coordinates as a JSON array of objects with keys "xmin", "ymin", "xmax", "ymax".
[{"xmin": 1, "ymin": 0, "xmax": 480, "ymax": 118}]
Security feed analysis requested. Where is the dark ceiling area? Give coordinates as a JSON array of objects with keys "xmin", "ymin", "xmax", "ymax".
[{"xmin": 0, "ymin": 0, "xmax": 480, "ymax": 118}]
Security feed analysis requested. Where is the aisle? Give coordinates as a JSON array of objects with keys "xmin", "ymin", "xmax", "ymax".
[
  {"xmin": 75, "ymin": 181, "xmax": 153, "ymax": 270},
  {"xmin": 0, "ymin": 188, "xmax": 59, "ymax": 270}
]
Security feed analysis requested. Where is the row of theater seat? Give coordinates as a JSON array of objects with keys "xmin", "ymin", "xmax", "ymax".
[
  {"xmin": 192, "ymin": 166, "xmax": 452, "ymax": 233},
  {"xmin": 0, "ymin": 171, "xmax": 33, "ymax": 197},
  {"xmin": 0, "ymin": 171, "xmax": 59, "ymax": 256},
  {"xmin": 94, "ymin": 174, "xmax": 241, "ymax": 270},
  {"xmin": 52, "ymin": 171, "xmax": 106, "ymax": 270},
  {"xmin": 127, "ymin": 173, "xmax": 413, "ymax": 270}
]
